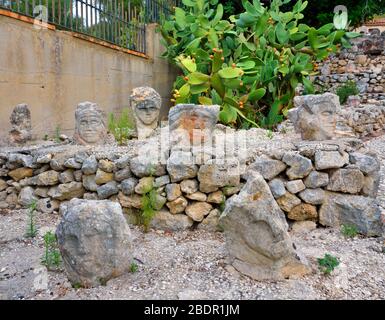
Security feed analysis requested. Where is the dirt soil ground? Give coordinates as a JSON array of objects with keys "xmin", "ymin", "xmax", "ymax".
[{"xmin": 1, "ymin": 135, "xmax": 384, "ymax": 300}]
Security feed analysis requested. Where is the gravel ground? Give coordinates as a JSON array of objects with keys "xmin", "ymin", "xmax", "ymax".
[{"xmin": 0, "ymin": 134, "xmax": 384, "ymax": 301}]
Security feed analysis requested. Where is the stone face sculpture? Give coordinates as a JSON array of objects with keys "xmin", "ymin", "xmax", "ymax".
[
  {"xmin": 130, "ymin": 87, "xmax": 161, "ymax": 139},
  {"xmin": 9, "ymin": 103, "xmax": 32, "ymax": 145},
  {"xmin": 56, "ymin": 199, "xmax": 132, "ymax": 287},
  {"xmin": 219, "ymin": 171, "xmax": 311, "ymax": 280},
  {"xmin": 289, "ymin": 93, "xmax": 341, "ymax": 141},
  {"xmin": 74, "ymin": 101, "xmax": 107, "ymax": 145},
  {"xmin": 168, "ymin": 104, "xmax": 220, "ymax": 150}
]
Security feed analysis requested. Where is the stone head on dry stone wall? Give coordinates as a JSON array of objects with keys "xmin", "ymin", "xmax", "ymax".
[
  {"xmin": 8, "ymin": 103, "xmax": 32, "ymax": 145},
  {"xmin": 290, "ymin": 93, "xmax": 341, "ymax": 141},
  {"xmin": 130, "ymin": 86, "xmax": 161, "ymax": 139},
  {"xmin": 168, "ymin": 104, "xmax": 220, "ymax": 150},
  {"xmin": 74, "ymin": 101, "xmax": 107, "ymax": 145}
]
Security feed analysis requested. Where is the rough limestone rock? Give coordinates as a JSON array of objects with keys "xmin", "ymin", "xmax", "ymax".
[
  {"xmin": 282, "ymin": 153, "xmax": 313, "ymax": 180},
  {"xmin": 59, "ymin": 170, "xmax": 75, "ymax": 184},
  {"xmin": 185, "ymin": 191, "xmax": 207, "ymax": 202},
  {"xmin": 167, "ymin": 151, "xmax": 198, "ymax": 182},
  {"xmin": 285, "ymin": 180, "xmax": 306, "ymax": 194},
  {"xmin": 154, "ymin": 175, "xmax": 170, "ymax": 188},
  {"xmin": 166, "ymin": 196, "xmax": 188, "ymax": 214},
  {"xmin": 219, "ymin": 172, "xmax": 310, "ymax": 280},
  {"xmin": 180, "ymin": 179, "xmax": 199, "ymax": 194},
  {"xmin": 36, "ymin": 170, "xmax": 60, "ymax": 186},
  {"xmin": 134, "ymin": 177, "xmax": 154, "ymax": 195},
  {"xmin": 298, "ymin": 188, "xmax": 325, "ymax": 205},
  {"xmin": 319, "ymin": 192, "xmax": 383, "ymax": 236},
  {"xmin": 97, "ymin": 181, "xmax": 119, "ymax": 199},
  {"xmin": 304, "ymin": 171, "xmax": 329, "ymax": 188},
  {"xmin": 165, "ymin": 183, "xmax": 182, "ymax": 201},
  {"xmin": 8, "ymin": 168, "xmax": 33, "ymax": 182},
  {"xmin": 37, "ymin": 198, "xmax": 59, "ymax": 214},
  {"xmin": 268, "ymin": 179, "xmax": 286, "ymax": 199},
  {"xmin": 8, "ymin": 104, "xmax": 32, "ymax": 145},
  {"xmin": 56, "ymin": 199, "xmax": 132, "ymax": 287},
  {"xmin": 314, "ymin": 150, "xmax": 349, "ymax": 170},
  {"xmin": 349, "ymin": 152, "xmax": 380, "ymax": 175},
  {"xmin": 121, "ymin": 178, "xmax": 138, "ymax": 195},
  {"xmin": 114, "ymin": 168, "xmax": 131, "ymax": 182},
  {"xmin": 48, "ymin": 182, "xmax": 85, "ymax": 201},
  {"xmin": 18, "ymin": 186, "xmax": 37, "ymax": 207},
  {"xmin": 198, "ymin": 158, "xmax": 240, "ymax": 193},
  {"xmin": 98, "ymin": 160, "xmax": 115, "ymax": 173},
  {"xmin": 247, "ymin": 157, "xmax": 287, "ymax": 180},
  {"xmin": 0, "ymin": 179, "xmax": 7, "ymax": 192},
  {"xmin": 207, "ymin": 190, "xmax": 224, "ymax": 204},
  {"xmin": 150, "ymin": 209, "xmax": 194, "ymax": 231},
  {"xmin": 81, "ymin": 155, "xmax": 98, "ymax": 175},
  {"xmin": 290, "ymin": 221, "xmax": 317, "ymax": 235},
  {"xmin": 82, "ymin": 175, "xmax": 98, "ymax": 192},
  {"xmin": 197, "ymin": 209, "xmax": 221, "ymax": 232},
  {"xmin": 327, "ymin": 168, "xmax": 364, "ymax": 194},
  {"xmin": 95, "ymin": 169, "xmax": 114, "ymax": 185},
  {"xmin": 276, "ymin": 192, "xmax": 302, "ymax": 212},
  {"xmin": 288, "ymin": 204, "xmax": 318, "ymax": 221},
  {"xmin": 64, "ymin": 158, "xmax": 82, "ymax": 170},
  {"xmin": 185, "ymin": 202, "xmax": 213, "ymax": 222},
  {"xmin": 130, "ymin": 155, "xmax": 166, "ymax": 178},
  {"xmin": 118, "ymin": 192, "xmax": 142, "ymax": 209},
  {"xmin": 362, "ymin": 175, "xmax": 380, "ymax": 198}
]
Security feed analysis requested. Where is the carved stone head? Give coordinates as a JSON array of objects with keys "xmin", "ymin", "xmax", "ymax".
[
  {"xmin": 130, "ymin": 87, "xmax": 161, "ymax": 139},
  {"xmin": 74, "ymin": 102, "xmax": 107, "ymax": 145},
  {"xmin": 291, "ymin": 93, "xmax": 341, "ymax": 141},
  {"xmin": 168, "ymin": 104, "xmax": 220, "ymax": 150},
  {"xmin": 9, "ymin": 103, "xmax": 32, "ymax": 145}
]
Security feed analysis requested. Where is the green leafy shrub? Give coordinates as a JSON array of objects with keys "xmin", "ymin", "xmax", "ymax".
[
  {"xmin": 336, "ymin": 80, "xmax": 359, "ymax": 105},
  {"xmin": 41, "ymin": 231, "xmax": 61, "ymax": 270},
  {"xmin": 318, "ymin": 253, "xmax": 340, "ymax": 275},
  {"xmin": 160, "ymin": 0, "xmax": 358, "ymax": 128},
  {"xmin": 341, "ymin": 224, "xmax": 358, "ymax": 238},
  {"xmin": 25, "ymin": 200, "xmax": 38, "ymax": 238},
  {"xmin": 108, "ymin": 108, "xmax": 135, "ymax": 145}
]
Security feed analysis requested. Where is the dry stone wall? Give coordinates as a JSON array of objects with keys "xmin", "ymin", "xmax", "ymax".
[{"xmin": 0, "ymin": 134, "xmax": 383, "ymax": 236}]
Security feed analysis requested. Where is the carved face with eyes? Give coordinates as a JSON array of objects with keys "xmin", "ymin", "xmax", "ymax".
[
  {"xmin": 74, "ymin": 102, "xmax": 107, "ymax": 145},
  {"xmin": 295, "ymin": 93, "xmax": 340, "ymax": 141},
  {"xmin": 134, "ymin": 99, "xmax": 159, "ymax": 125}
]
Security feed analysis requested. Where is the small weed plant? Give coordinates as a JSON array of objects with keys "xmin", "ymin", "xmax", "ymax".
[
  {"xmin": 336, "ymin": 81, "xmax": 359, "ymax": 104},
  {"xmin": 25, "ymin": 200, "xmax": 38, "ymax": 238},
  {"xmin": 130, "ymin": 262, "xmax": 139, "ymax": 273},
  {"xmin": 341, "ymin": 224, "xmax": 358, "ymax": 239},
  {"xmin": 41, "ymin": 231, "xmax": 61, "ymax": 270},
  {"xmin": 318, "ymin": 253, "xmax": 340, "ymax": 275},
  {"xmin": 108, "ymin": 108, "xmax": 134, "ymax": 145}
]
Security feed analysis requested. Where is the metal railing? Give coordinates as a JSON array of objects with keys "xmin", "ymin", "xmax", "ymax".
[{"xmin": 0, "ymin": 0, "xmax": 179, "ymax": 54}]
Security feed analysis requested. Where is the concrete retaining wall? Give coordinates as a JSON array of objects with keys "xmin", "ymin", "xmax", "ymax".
[{"xmin": 0, "ymin": 14, "xmax": 178, "ymax": 138}]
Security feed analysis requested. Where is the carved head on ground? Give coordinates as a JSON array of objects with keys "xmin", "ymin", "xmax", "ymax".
[
  {"xmin": 291, "ymin": 93, "xmax": 341, "ymax": 141},
  {"xmin": 74, "ymin": 101, "xmax": 107, "ymax": 145}
]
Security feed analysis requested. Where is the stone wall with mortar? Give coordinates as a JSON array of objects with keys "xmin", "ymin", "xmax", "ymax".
[
  {"xmin": 0, "ymin": 15, "xmax": 178, "ymax": 139},
  {"xmin": 0, "ymin": 134, "xmax": 382, "ymax": 236}
]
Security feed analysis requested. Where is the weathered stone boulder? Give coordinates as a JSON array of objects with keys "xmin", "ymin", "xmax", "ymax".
[
  {"xmin": 298, "ymin": 188, "xmax": 325, "ymax": 205},
  {"xmin": 319, "ymin": 192, "xmax": 383, "ymax": 236},
  {"xmin": 314, "ymin": 150, "xmax": 349, "ymax": 170},
  {"xmin": 185, "ymin": 202, "xmax": 213, "ymax": 222},
  {"xmin": 219, "ymin": 172, "xmax": 310, "ymax": 280},
  {"xmin": 326, "ymin": 168, "xmax": 364, "ymax": 194},
  {"xmin": 166, "ymin": 196, "xmax": 188, "ymax": 214},
  {"xmin": 56, "ymin": 199, "xmax": 132, "ymax": 287},
  {"xmin": 48, "ymin": 182, "xmax": 85, "ymax": 201},
  {"xmin": 304, "ymin": 171, "xmax": 329, "ymax": 188},
  {"xmin": 276, "ymin": 192, "xmax": 301, "ymax": 212},
  {"xmin": 197, "ymin": 209, "xmax": 221, "ymax": 232},
  {"xmin": 282, "ymin": 152, "xmax": 313, "ymax": 180},
  {"xmin": 150, "ymin": 209, "xmax": 194, "ymax": 231},
  {"xmin": 247, "ymin": 157, "xmax": 286, "ymax": 180},
  {"xmin": 167, "ymin": 151, "xmax": 198, "ymax": 182},
  {"xmin": 288, "ymin": 203, "xmax": 318, "ymax": 221},
  {"xmin": 198, "ymin": 158, "xmax": 240, "ymax": 193},
  {"xmin": 268, "ymin": 179, "xmax": 286, "ymax": 199},
  {"xmin": 18, "ymin": 186, "xmax": 37, "ymax": 207},
  {"xmin": 81, "ymin": 155, "xmax": 98, "ymax": 175},
  {"xmin": 97, "ymin": 181, "xmax": 119, "ymax": 199}
]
